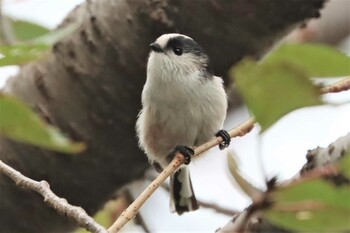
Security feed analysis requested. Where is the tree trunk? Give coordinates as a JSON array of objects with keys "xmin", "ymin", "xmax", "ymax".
[{"xmin": 0, "ymin": 0, "xmax": 325, "ymax": 232}]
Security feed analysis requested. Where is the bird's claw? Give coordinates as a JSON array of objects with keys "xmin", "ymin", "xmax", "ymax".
[
  {"xmin": 168, "ymin": 145, "xmax": 194, "ymax": 165},
  {"xmin": 216, "ymin": 130, "xmax": 231, "ymax": 150}
]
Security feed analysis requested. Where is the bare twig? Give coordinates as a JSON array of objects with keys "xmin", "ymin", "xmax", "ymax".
[
  {"xmin": 145, "ymin": 174, "xmax": 238, "ymax": 216},
  {"xmin": 198, "ymin": 200, "xmax": 239, "ymax": 216},
  {"xmin": 0, "ymin": 160, "xmax": 107, "ymax": 233},
  {"xmin": 320, "ymin": 77, "xmax": 350, "ymax": 94},
  {"xmin": 123, "ymin": 190, "xmax": 150, "ymax": 233},
  {"xmin": 107, "ymin": 117, "xmax": 256, "ymax": 233}
]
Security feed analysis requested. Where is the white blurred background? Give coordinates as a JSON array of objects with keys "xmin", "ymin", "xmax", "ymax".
[{"xmin": 1, "ymin": 0, "xmax": 349, "ymax": 232}]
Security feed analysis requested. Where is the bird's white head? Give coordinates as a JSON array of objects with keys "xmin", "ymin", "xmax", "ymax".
[{"xmin": 147, "ymin": 33, "xmax": 212, "ymax": 81}]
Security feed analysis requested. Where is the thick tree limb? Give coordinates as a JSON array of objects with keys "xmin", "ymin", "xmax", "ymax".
[{"xmin": 0, "ymin": 0, "xmax": 326, "ymax": 232}]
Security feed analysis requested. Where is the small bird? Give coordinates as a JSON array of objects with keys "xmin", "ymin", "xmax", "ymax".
[{"xmin": 136, "ymin": 33, "xmax": 230, "ymax": 215}]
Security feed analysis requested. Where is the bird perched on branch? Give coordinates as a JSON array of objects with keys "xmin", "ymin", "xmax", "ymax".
[{"xmin": 136, "ymin": 33, "xmax": 230, "ymax": 215}]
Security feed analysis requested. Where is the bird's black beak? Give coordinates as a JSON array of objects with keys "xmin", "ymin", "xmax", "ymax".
[{"xmin": 150, "ymin": 43, "xmax": 163, "ymax": 53}]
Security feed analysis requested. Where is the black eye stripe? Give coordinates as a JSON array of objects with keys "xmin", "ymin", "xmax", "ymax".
[
  {"xmin": 166, "ymin": 36, "xmax": 205, "ymax": 56},
  {"xmin": 163, "ymin": 35, "xmax": 214, "ymax": 76}
]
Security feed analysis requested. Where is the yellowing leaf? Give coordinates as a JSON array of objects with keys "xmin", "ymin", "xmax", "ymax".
[{"xmin": 227, "ymin": 152, "xmax": 262, "ymax": 200}]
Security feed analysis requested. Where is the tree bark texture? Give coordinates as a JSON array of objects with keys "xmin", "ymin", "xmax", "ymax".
[{"xmin": 0, "ymin": 0, "xmax": 325, "ymax": 232}]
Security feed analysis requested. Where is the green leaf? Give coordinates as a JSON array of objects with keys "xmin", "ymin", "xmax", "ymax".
[
  {"xmin": 233, "ymin": 59, "xmax": 322, "ymax": 132},
  {"xmin": 265, "ymin": 179, "xmax": 350, "ymax": 231},
  {"xmin": 339, "ymin": 152, "xmax": 350, "ymax": 179},
  {"xmin": 227, "ymin": 152, "xmax": 262, "ymax": 200},
  {"xmin": 10, "ymin": 19, "xmax": 50, "ymax": 41},
  {"xmin": 0, "ymin": 23, "xmax": 79, "ymax": 66},
  {"xmin": 0, "ymin": 94, "xmax": 85, "ymax": 153},
  {"xmin": 0, "ymin": 43, "xmax": 49, "ymax": 66},
  {"xmin": 263, "ymin": 44, "xmax": 350, "ymax": 77}
]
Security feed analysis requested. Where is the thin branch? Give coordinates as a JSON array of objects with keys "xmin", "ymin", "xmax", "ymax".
[
  {"xmin": 107, "ymin": 117, "xmax": 256, "ymax": 233},
  {"xmin": 320, "ymin": 77, "xmax": 350, "ymax": 94},
  {"xmin": 198, "ymin": 200, "xmax": 239, "ymax": 216},
  {"xmin": 123, "ymin": 190, "xmax": 150, "ymax": 233},
  {"xmin": 216, "ymin": 211, "xmax": 250, "ymax": 233},
  {"xmin": 0, "ymin": 160, "xmax": 107, "ymax": 233}
]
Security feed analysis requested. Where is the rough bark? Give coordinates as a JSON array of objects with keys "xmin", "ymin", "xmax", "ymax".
[{"xmin": 0, "ymin": 0, "xmax": 325, "ymax": 232}]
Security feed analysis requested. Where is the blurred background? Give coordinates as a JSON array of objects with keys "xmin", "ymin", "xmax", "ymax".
[{"xmin": 0, "ymin": 0, "xmax": 349, "ymax": 232}]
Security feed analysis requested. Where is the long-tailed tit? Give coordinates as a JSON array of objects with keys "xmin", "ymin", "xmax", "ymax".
[{"xmin": 136, "ymin": 33, "xmax": 230, "ymax": 215}]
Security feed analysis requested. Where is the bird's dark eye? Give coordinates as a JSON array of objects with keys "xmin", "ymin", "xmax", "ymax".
[{"xmin": 173, "ymin": 47, "xmax": 182, "ymax": 56}]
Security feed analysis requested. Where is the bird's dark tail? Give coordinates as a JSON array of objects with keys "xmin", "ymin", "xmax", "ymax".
[{"xmin": 170, "ymin": 166, "xmax": 199, "ymax": 214}]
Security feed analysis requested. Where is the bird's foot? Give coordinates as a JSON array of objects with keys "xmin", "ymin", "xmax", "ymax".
[
  {"xmin": 167, "ymin": 145, "xmax": 194, "ymax": 165},
  {"xmin": 216, "ymin": 130, "xmax": 231, "ymax": 150}
]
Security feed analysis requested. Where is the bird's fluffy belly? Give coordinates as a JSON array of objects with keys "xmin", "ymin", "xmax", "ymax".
[{"xmin": 141, "ymin": 103, "xmax": 205, "ymax": 167}]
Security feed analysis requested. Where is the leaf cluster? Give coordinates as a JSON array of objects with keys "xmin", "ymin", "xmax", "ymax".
[{"xmin": 230, "ymin": 43, "xmax": 350, "ymax": 231}]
